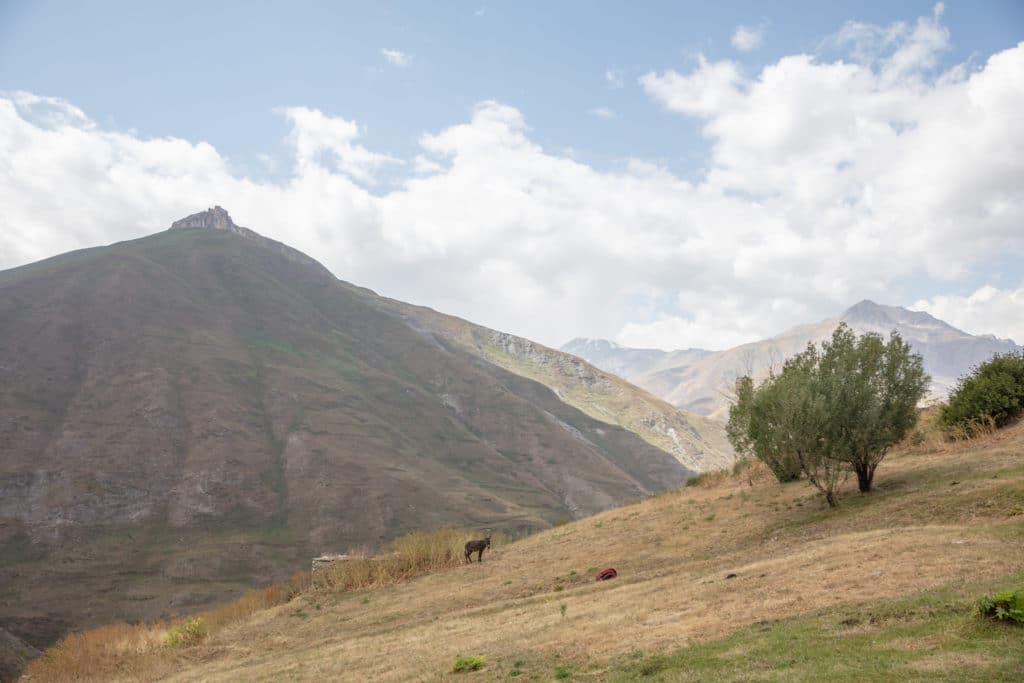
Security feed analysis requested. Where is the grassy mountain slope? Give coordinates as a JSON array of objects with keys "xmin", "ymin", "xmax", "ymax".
[
  {"xmin": 0, "ymin": 220, "xmax": 693, "ymax": 651},
  {"xmin": 42, "ymin": 419, "xmax": 1023, "ymax": 682},
  {"xmin": 374, "ymin": 301, "xmax": 734, "ymax": 472}
]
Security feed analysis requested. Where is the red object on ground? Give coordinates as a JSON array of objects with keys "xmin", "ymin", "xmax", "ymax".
[{"xmin": 595, "ymin": 567, "xmax": 618, "ymax": 581}]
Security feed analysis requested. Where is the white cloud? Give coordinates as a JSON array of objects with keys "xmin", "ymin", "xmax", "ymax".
[
  {"xmin": 279, "ymin": 106, "xmax": 400, "ymax": 182},
  {"xmin": 912, "ymin": 286, "xmax": 1024, "ymax": 345},
  {"xmin": 380, "ymin": 48, "xmax": 412, "ymax": 67},
  {"xmin": 2, "ymin": 9, "xmax": 1023, "ymax": 352},
  {"xmin": 639, "ymin": 55, "xmax": 745, "ymax": 116},
  {"xmin": 731, "ymin": 25, "xmax": 764, "ymax": 51},
  {"xmin": 589, "ymin": 106, "xmax": 617, "ymax": 119},
  {"xmin": 605, "ymin": 68, "xmax": 624, "ymax": 89}
]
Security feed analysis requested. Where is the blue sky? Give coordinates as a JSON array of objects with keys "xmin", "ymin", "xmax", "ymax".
[
  {"xmin": 4, "ymin": 1, "xmax": 1020, "ymax": 178},
  {"xmin": 1, "ymin": 2, "xmax": 1023, "ymax": 349}
]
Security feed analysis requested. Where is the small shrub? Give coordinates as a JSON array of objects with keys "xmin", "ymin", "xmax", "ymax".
[
  {"xmin": 977, "ymin": 589, "xmax": 1024, "ymax": 624},
  {"xmin": 941, "ymin": 352, "xmax": 1024, "ymax": 435},
  {"xmin": 554, "ymin": 664, "xmax": 573, "ymax": 679},
  {"xmin": 166, "ymin": 617, "xmax": 207, "ymax": 648},
  {"xmin": 685, "ymin": 473, "xmax": 705, "ymax": 487},
  {"xmin": 452, "ymin": 655, "xmax": 486, "ymax": 672},
  {"xmin": 560, "ymin": 602, "xmax": 568, "ymax": 619}
]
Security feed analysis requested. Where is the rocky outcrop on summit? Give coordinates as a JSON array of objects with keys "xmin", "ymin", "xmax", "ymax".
[
  {"xmin": 170, "ymin": 205, "xmax": 248, "ymax": 234},
  {"xmin": 169, "ymin": 206, "xmax": 324, "ymax": 270}
]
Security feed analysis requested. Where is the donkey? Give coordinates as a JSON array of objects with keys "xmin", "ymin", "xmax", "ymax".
[{"xmin": 464, "ymin": 532, "xmax": 491, "ymax": 563}]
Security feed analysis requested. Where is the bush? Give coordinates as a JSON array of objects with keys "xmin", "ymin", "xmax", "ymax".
[
  {"xmin": 166, "ymin": 617, "xmax": 207, "ymax": 648},
  {"xmin": 452, "ymin": 655, "xmax": 486, "ymax": 672},
  {"xmin": 940, "ymin": 352, "xmax": 1024, "ymax": 435},
  {"xmin": 977, "ymin": 589, "xmax": 1024, "ymax": 624}
]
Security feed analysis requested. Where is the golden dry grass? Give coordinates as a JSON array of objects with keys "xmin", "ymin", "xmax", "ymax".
[{"xmin": 26, "ymin": 421, "xmax": 1024, "ymax": 682}]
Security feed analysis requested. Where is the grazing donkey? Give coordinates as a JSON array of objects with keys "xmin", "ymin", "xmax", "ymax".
[{"xmin": 464, "ymin": 532, "xmax": 492, "ymax": 563}]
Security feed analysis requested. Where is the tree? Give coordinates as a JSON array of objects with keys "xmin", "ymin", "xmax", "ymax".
[
  {"xmin": 818, "ymin": 324, "xmax": 929, "ymax": 493},
  {"xmin": 727, "ymin": 324, "xmax": 929, "ymax": 506},
  {"xmin": 727, "ymin": 339, "xmax": 848, "ymax": 505}
]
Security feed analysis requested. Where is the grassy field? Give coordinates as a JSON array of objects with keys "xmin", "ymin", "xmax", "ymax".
[{"xmin": 26, "ymin": 420, "xmax": 1024, "ymax": 681}]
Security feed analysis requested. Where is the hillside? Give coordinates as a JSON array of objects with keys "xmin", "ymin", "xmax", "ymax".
[
  {"xmin": 378, "ymin": 306, "xmax": 733, "ymax": 472},
  {"xmin": 28, "ymin": 419, "xmax": 1024, "ymax": 681},
  {"xmin": 0, "ymin": 208, "xmax": 706, "ymax": 653},
  {"xmin": 565, "ymin": 301, "xmax": 1022, "ymax": 419}
]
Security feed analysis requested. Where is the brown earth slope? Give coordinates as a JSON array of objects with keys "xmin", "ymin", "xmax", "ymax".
[{"xmin": 0, "ymin": 208, "xmax": 701, "ymax": 653}]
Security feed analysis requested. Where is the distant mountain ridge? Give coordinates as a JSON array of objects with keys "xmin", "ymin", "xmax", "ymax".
[
  {"xmin": 563, "ymin": 300, "xmax": 1022, "ymax": 420},
  {"xmin": 561, "ymin": 338, "xmax": 713, "ymax": 381}
]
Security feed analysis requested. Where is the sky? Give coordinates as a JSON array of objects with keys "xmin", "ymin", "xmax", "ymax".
[{"xmin": 1, "ymin": 1, "xmax": 1023, "ymax": 350}]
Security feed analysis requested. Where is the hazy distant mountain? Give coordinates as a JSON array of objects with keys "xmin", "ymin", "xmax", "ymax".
[
  {"xmin": 0, "ymin": 207, "xmax": 715, "ymax": 650},
  {"xmin": 565, "ymin": 300, "xmax": 1021, "ymax": 420},
  {"xmin": 561, "ymin": 338, "xmax": 713, "ymax": 380}
]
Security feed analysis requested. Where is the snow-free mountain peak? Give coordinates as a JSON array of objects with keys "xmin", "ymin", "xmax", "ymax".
[
  {"xmin": 568, "ymin": 301, "xmax": 1022, "ymax": 420},
  {"xmin": 169, "ymin": 205, "xmax": 242, "ymax": 232}
]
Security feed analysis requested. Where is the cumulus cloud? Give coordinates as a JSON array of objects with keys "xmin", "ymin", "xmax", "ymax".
[
  {"xmin": 605, "ymin": 68, "xmax": 624, "ymax": 89},
  {"xmin": 380, "ymin": 48, "xmax": 412, "ymax": 67},
  {"xmin": 731, "ymin": 25, "xmax": 764, "ymax": 51},
  {"xmin": 279, "ymin": 106, "xmax": 399, "ymax": 182},
  {"xmin": 912, "ymin": 286, "xmax": 1024, "ymax": 345},
  {"xmin": 1, "ymin": 8, "xmax": 1023, "ymax": 352},
  {"xmin": 639, "ymin": 55, "xmax": 745, "ymax": 116}
]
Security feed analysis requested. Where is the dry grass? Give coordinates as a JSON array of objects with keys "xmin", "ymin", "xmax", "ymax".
[
  {"xmin": 315, "ymin": 528, "xmax": 509, "ymax": 593},
  {"xmin": 26, "ymin": 422, "xmax": 1024, "ymax": 682},
  {"xmin": 24, "ymin": 622, "xmax": 172, "ymax": 681},
  {"xmin": 23, "ymin": 529, "xmax": 501, "ymax": 681}
]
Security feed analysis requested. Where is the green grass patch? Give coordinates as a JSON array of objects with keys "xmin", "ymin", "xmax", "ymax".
[
  {"xmin": 452, "ymin": 655, "xmax": 486, "ymax": 672},
  {"xmin": 606, "ymin": 573, "xmax": 1024, "ymax": 681},
  {"xmin": 166, "ymin": 617, "xmax": 207, "ymax": 648}
]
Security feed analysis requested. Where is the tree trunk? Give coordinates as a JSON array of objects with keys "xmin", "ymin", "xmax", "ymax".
[
  {"xmin": 824, "ymin": 489, "xmax": 838, "ymax": 507},
  {"xmin": 855, "ymin": 462, "xmax": 875, "ymax": 493}
]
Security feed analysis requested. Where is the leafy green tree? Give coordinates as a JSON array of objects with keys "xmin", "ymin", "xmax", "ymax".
[
  {"xmin": 727, "ymin": 324, "xmax": 929, "ymax": 505},
  {"xmin": 818, "ymin": 324, "xmax": 929, "ymax": 493},
  {"xmin": 940, "ymin": 351, "xmax": 1024, "ymax": 434},
  {"xmin": 728, "ymin": 339, "xmax": 848, "ymax": 505}
]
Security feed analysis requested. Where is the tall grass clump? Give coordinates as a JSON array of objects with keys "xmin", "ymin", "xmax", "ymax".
[
  {"xmin": 316, "ymin": 527, "xmax": 509, "ymax": 593},
  {"xmin": 24, "ymin": 622, "xmax": 172, "ymax": 681}
]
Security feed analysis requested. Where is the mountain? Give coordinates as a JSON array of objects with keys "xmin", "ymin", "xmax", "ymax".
[
  {"xmin": 0, "ymin": 207, "xmax": 719, "ymax": 651},
  {"xmin": 564, "ymin": 300, "xmax": 1022, "ymax": 420},
  {"xmin": 560, "ymin": 338, "xmax": 713, "ymax": 380}
]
